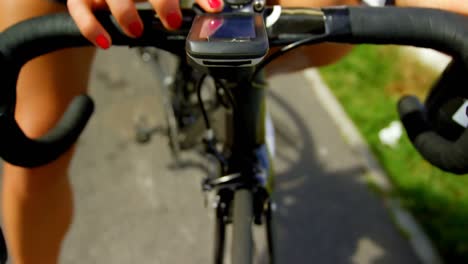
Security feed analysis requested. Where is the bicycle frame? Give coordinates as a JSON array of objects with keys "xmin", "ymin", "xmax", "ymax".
[
  {"xmin": 138, "ymin": 45, "xmax": 276, "ymax": 263},
  {"xmin": 210, "ymin": 73, "xmax": 276, "ymax": 264}
]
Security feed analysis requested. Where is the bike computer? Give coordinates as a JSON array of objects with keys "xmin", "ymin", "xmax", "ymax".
[{"xmin": 186, "ymin": 12, "xmax": 269, "ymax": 67}]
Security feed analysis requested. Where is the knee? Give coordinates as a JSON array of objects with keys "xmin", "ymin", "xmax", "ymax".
[
  {"xmin": 2, "ymin": 147, "xmax": 74, "ymax": 198},
  {"xmin": 301, "ymin": 43, "xmax": 355, "ymax": 67},
  {"xmin": 266, "ymin": 43, "xmax": 354, "ymax": 76}
]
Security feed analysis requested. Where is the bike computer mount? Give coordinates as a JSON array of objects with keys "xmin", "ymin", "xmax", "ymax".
[{"xmin": 185, "ymin": 0, "xmax": 269, "ymax": 77}]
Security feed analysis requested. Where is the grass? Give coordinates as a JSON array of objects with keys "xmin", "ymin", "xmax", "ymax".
[{"xmin": 319, "ymin": 45, "xmax": 468, "ymax": 262}]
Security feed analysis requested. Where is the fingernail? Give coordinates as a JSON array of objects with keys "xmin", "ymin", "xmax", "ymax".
[
  {"xmin": 166, "ymin": 11, "xmax": 182, "ymax": 29},
  {"xmin": 96, "ymin": 34, "xmax": 110, "ymax": 49},
  {"xmin": 129, "ymin": 21, "xmax": 143, "ymax": 37},
  {"xmin": 208, "ymin": 0, "xmax": 222, "ymax": 9}
]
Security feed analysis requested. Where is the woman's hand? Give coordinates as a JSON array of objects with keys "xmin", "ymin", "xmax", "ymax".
[{"xmin": 67, "ymin": 0, "xmax": 224, "ymax": 49}]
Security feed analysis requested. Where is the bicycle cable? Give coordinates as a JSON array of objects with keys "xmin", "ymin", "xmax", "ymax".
[
  {"xmin": 196, "ymin": 74, "xmax": 211, "ymax": 130},
  {"xmin": 215, "ymin": 79, "xmax": 237, "ymax": 112},
  {"xmin": 251, "ymin": 34, "xmax": 329, "ymax": 81}
]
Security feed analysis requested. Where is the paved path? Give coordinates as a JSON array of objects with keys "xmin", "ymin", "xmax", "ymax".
[{"xmin": 58, "ymin": 47, "xmax": 421, "ymax": 263}]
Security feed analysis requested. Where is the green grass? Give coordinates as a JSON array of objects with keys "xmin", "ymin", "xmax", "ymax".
[{"xmin": 319, "ymin": 45, "xmax": 468, "ymax": 262}]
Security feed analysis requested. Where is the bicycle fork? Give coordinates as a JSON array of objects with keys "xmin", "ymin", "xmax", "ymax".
[{"xmin": 201, "ymin": 79, "xmax": 277, "ymax": 264}]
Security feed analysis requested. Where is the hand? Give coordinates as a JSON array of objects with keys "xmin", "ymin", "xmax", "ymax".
[{"xmin": 67, "ymin": 0, "xmax": 224, "ymax": 49}]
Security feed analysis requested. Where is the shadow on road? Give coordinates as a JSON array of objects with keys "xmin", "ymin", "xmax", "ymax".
[{"xmin": 252, "ymin": 81, "xmax": 419, "ymax": 264}]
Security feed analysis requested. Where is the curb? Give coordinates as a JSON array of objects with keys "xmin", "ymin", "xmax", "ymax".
[{"xmin": 302, "ymin": 69, "xmax": 444, "ymax": 264}]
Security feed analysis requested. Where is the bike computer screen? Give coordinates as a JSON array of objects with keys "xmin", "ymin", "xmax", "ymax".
[{"xmin": 186, "ymin": 13, "xmax": 269, "ymax": 66}]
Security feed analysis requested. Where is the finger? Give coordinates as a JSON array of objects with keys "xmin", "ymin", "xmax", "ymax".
[
  {"xmin": 106, "ymin": 0, "xmax": 144, "ymax": 37},
  {"xmin": 196, "ymin": 0, "xmax": 224, "ymax": 13},
  {"xmin": 68, "ymin": 0, "xmax": 111, "ymax": 49},
  {"xmin": 148, "ymin": 0, "xmax": 182, "ymax": 30}
]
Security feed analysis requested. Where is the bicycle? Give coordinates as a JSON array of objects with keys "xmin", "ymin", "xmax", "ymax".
[{"xmin": 1, "ymin": 3, "xmax": 468, "ymax": 264}]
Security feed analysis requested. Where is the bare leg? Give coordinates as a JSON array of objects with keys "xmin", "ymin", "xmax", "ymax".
[{"xmin": 0, "ymin": 1, "xmax": 96, "ymax": 263}]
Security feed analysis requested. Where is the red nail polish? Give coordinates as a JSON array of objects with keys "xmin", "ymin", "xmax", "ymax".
[
  {"xmin": 166, "ymin": 11, "xmax": 182, "ymax": 29},
  {"xmin": 129, "ymin": 21, "xmax": 143, "ymax": 37},
  {"xmin": 96, "ymin": 34, "xmax": 110, "ymax": 49},
  {"xmin": 208, "ymin": 0, "xmax": 221, "ymax": 9}
]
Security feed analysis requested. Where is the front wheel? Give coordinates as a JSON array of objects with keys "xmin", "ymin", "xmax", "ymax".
[
  {"xmin": 265, "ymin": 199, "xmax": 277, "ymax": 264},
  {"xmin": 232, "ymin": 189, "xmax": 254, "ymax": 264}
]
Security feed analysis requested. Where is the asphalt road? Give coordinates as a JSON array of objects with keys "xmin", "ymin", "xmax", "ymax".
[{"xmin": 59, "ymin": 47, "xmax": 421, "ymax": 264}]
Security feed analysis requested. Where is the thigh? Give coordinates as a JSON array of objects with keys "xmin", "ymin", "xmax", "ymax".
[{"xmin": 0, "ymin": 0, "xmax": 96, "ymax": 183}]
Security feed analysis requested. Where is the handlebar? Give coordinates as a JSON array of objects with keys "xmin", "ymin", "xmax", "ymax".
[
  {"xmin": 1, "ymin": 6, "xmax": 468, "ymax": 169},
  {"xmin": 324, "ymin": 7, "xmax": 468, "ymax": 174},
  {"xmin": 397, "ymin": 60, "xmax": 468, "ymax": 175}
]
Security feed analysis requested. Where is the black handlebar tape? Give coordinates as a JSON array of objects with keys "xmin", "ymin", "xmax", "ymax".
[
  {"xmin": 398, "ymin": 96, "xmax": 468, "ymax": 175},
  {"xmin": 0, "ymin": 14, "xmax": 94, "ymax": 167},
  {"xmin": 0, "ymin": 12, "xmax": 144, "ymax": 167},
  {"xmin": 0, "ymin": 10, "xmax": 192, "ymax": 167},
  {"xmin": 322, "ymin": 6, "xmax": 468, "ymax": 174},
  {"xmin": 0, "ymin": 11, "xmax": 192, "ymax": 69},
  {"xmin": 398, "ymin": 61, "xmax": 468, "ymax": 174},
  {"xmin": 324, "ymin": 7, "xmax": 468, "ymax": 63},
  {"xmin": 424, "ymin": 60, "xmax": 468, "ymax": 141},
  {"xmin": 0, "ymin": 96, "xmax": 94, "ymax": 168}
]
